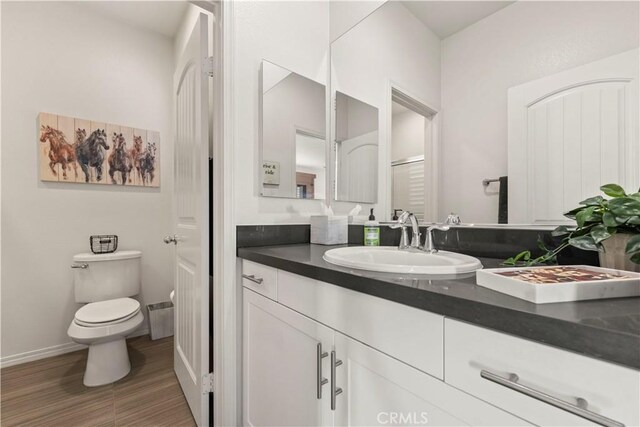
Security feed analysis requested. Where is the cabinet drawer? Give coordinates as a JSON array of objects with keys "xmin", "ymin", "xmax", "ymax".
[
  {"xmin": 277, "ymin": 270, "xmax": 444, "ymax": 379},
  {"xmin": 241, "ymin": 260, "xmax": 277, "ymax": 300},
  {"xmin": 444, "ymin": 319, "xmax": 640, "ymax": 427}
]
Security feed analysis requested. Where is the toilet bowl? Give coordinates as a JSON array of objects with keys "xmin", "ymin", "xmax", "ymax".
[
  {"xmin": 67, "ymin": 250, "xmax": 143, "ymax": 387},
  {"xmin": 68, "ymin": 297, "xmax": 143, "ymax": 386}
]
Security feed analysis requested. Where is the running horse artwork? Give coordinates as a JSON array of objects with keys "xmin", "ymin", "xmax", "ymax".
[
  {"xmin": 76, "ymin": 128, "xmax": 110, "ymax": 183},
  {"xmin": 38, "ymin": 113, "xmax": 160, "ymax": 187},
  {"xmin": 39, "ymin": 125, "xmax": 78, "ymax": 180},
  {"xmin": 108, "ymin": 132, "xmax": 134, "ymax": 185}
]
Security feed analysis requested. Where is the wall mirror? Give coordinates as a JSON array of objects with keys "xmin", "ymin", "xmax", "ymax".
[
  {"xmin": 330, "ymin": 1, "xmax": 639, "ymax": 225},
  {"xmin": 334, "ymin": 91, "xmax": 379, "ymax": 203},
  {"xmin": 260, "ymin": 60, "xmax": 326, "ymax": 199}
]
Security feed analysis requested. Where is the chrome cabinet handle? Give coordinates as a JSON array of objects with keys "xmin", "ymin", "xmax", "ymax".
[
  {"xmin": 163, "ymin": 234, "xmax": 178, "ymax": 245},
  {"xmin": 317, "ymin": 343, "xmax": 328, "ymax": 399},
  {"xmin": 70, "ymin": 263, "xmax": 88, "ymax": 269},
  {"xmin": 480, "ymin": 370, "xmax": 625, "ymax": 427},
  {"xmin": 331, "ymin": 351, "xmax": 343, "ymax": 411},
  {"xmin": 242, "ymin": 274, "xmax": 263, "ymax": 284}
]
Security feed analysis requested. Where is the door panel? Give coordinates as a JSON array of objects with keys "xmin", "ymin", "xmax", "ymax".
[
  {"xmin": 172, "ymin": 12, "xmax": 210, "ymax": 426},
  {"xmin": 509, "ymin": 49, "xmax": 639, "ymax": 224},
  {"xmin": 243, "ymin": 289, "xmax": 333, "ymax": 427}
]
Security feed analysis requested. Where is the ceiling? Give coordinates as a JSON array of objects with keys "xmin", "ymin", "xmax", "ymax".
[
  {"xmin": 402, "ymin": 1, "xmax": 516, "ymax": 39},
  {"xmin": 75, "ymin": 1, "xmax": 189, "ymax": 38}
]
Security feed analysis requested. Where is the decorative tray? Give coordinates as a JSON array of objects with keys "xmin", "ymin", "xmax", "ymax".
[{"xmin": 476, "ymin": 265, "xmax": 640, "ymax": 304}]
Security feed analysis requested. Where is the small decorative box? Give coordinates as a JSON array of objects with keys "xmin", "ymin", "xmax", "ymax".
[
  {"xmin": 476, "ymin": 265, "xmax": 640, "ymax": 304},
  {"xmin": 311, "ymin": 215, "xmax": 348, "ymax": 245}
]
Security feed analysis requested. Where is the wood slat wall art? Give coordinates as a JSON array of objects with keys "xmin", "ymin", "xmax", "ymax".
[{"xmin": 38, "ymin": 113, "xmax": 160, "ymax": 187}]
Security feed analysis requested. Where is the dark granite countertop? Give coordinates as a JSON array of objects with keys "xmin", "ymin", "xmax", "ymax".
[{"xmin": 237, "ymin": 243, "xmax": 640, "ymax": 370}]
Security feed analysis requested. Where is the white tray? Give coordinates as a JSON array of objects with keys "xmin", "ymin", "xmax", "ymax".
[{"xmin": 476, "ymin": 265, "xmax": 640, "ymax": 304}]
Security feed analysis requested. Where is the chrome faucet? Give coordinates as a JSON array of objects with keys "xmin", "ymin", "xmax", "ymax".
[
  {"xmin": 423, "ymin": 225, "xmax": 450, "ymax": 253},
  {"xmin": 388, "ymin": 211, "xmax": 421, "ymax": 250}
]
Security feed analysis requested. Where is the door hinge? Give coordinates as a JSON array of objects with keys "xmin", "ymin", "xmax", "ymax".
[
  {"xmin": 203, "ymin": 56, "xmax": 214, "ymax": 77},
  {"xmin": 202, "ymin": 372, "xmax": 215, "ymax": 394}
]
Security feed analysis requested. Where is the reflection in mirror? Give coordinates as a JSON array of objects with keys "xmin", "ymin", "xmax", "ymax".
[
  {"xmin": 295, "ymin": 131, "xmax": 326, "ymax": 199},
  {"xmin": 335, "ymin": 91, "xmax": 379, "ymax": 203},
  {"xmin": 261, "ymin": 60, "xmax": 326, "ymax": 199},
  {"xmin": 331, "ymin": 1, "xmax": 639, "ymax": 224}
]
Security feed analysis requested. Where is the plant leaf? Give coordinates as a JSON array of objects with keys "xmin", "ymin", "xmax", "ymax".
[
  {"xmin": 568, "ymin": 235, "xmax": 599, "ymax": 251},
  {"xmin": 601, "ymin": 183, "xmax": 627, "ymax": 198},
  {"xmin": 579, "ymin": 196, "xmax": 604, "ymax": 206},
  {"xmin": 608, "ymin": 197, "xmax": 640, "ymax": 217},
  {"xmin": 630, "ymin": 252, "xmax": 640, "ymax": 264},
  {"xmin": 590, "ymin": 224, "xmax": 612, "ymax": 244},
  {"xmin": 625, "ymin": 234, "xmax": 640, "ymax": 255},
  {"xmin": 629, "ymin": 192, "xmax": 640, "ymax": 203},
  {"xmin": 551, "ymin": 226, "xmax": 571, "ymax": 237},
  {"xmin": 602, "ymin": 211, "xmax": 619, "ymax": 227},
  {"xmin": 575, "ymin": 206, "xmax": 596, "ymax": 228}
]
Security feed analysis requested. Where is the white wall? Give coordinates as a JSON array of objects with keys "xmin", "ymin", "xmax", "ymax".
[
  {"xmin": 331, "ymin": 1, "xmax": 440, "ymax": 219},
  {"xmin": 392, "ymin": 109, "xmax": 425, "ymax": 161},
  {"xmin": 233, "ymin": 1, "xmax": 330, "ymax": 224},
  {"xmin": 440, "ymin": 1, "xmax": 640, "ymax": 223},
  {"xmin": 330, "ymin": 0, "xmax": 386, "ymax": 42},
  {"xmin": 1, "ymin": 2, "xmax": 174, "ymax": 362}
]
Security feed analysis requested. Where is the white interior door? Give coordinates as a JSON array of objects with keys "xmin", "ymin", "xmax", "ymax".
[
  {"xmin": 337, "ymin": 131, "xmax": 378, "ymax": 203},
  {"xmin": 508, "ymin": 49, "xmax": 639, "ymax": 224},
  {"xmin": 171, "ymin": 12, "xmax": 210, "ymax": 426}
]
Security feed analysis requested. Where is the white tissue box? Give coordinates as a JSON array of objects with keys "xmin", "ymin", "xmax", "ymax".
[{"xmin": 310, "ymin": 215, "xmax": 348, "ymax": 245}]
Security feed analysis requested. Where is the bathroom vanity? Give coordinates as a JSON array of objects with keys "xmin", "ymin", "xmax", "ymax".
[{"xmin": 238, "ymin": 244, "xmax": 640, "ymax": 427}]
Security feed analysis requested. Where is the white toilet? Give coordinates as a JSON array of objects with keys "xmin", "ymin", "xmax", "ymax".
[{"xmin": 67, "ymin": 250, "xmax": 144, "ymax": 387}]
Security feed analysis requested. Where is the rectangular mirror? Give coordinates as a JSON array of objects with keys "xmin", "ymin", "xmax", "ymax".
[
  {"xmin": 260, "ymin": 60, "xmax": 326, "ymax": 199},
  {"xmin": 330, "ymin": 1, "xmax": 639, "ymax": 224},
  {"xmin": 334, "ymin": 91, "xmax": 379, "ymax": 203}
]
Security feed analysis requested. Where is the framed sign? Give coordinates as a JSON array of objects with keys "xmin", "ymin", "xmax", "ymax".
[{"xmin": 262, "ymin": 161, "xmax": 280, "ymax": 185}]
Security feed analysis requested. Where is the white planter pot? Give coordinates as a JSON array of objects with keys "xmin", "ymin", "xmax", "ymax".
[{"xmin": 599, "ymin": 234, "xmax": 640, "ymax": 272}]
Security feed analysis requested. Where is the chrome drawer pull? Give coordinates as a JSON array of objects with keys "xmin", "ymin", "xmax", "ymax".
[
  {"xmin": 480, "ymin": 370, "xmax": 625, "ymax": 427},
  {"xmin": 242, "ymin": 274, "xmax": 263, "ymax": 284},
  {"xmin": 331, "ymin": 351, "xmax": 343, "ymax": 411},
  {"xmin": 317, "ymin": 343, "xmax": 328, "ymax": 399}
]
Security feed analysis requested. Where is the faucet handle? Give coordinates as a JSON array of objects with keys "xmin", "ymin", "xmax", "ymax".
[
  {"xmin": 424, "ymin": 225, "xmax": 450, "ymax": 253},
  {"xmin": 427, "ymin": 224, "xmax": 450, "ymax": 232},
  {"xmin": 387, "ymin": 211, "xmax": 409, "ymax": 229}
]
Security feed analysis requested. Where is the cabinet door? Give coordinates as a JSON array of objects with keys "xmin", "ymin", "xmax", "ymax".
[
  {"xmin": 243, "ymin": 289, "xmax": 333, "ymax": 427},
  {"xmin": 332, "ymin": 332, "xmax": 529, "ymax": 427}
]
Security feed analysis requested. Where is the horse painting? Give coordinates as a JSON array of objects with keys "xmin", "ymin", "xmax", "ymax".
[
  {"xmin": 39, "ymin": 125, "xmax": 78, "ymax": 180},
  {"xmin": 139, "ymin": 142, "xmax": 157, "ymax": 186},
  {"xmin": 130, "ymin": 135, "xmax": 144, "ymax": 182},
  {"xmin": 108, "ymin": 133, "xmax": 134, "ymax": 185},
  {"xmin": 75, "ymin": 128, "xmax": 109, "ymax": 183},
  {"xmin": 38, "ymin": 113, "xmax": 159, "ymax": 187}
]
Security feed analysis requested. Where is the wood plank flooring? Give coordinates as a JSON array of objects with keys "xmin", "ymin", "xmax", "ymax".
[{"xmin": 1, "ymin": 336, "xmax": 196, "ymax": 427}]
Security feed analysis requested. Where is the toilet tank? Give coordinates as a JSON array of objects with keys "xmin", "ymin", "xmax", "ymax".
[{"xmin": 73, "ymin": 250, "xmax": 142, "ymax": 303}]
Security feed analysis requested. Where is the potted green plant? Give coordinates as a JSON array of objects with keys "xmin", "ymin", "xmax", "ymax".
[{"xmin": 504, "ymin": 184, "xmax": 640, "ymax": 272}]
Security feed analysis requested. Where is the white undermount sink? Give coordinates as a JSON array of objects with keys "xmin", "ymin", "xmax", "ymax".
[{"xmin": 323, "ymin": 246, "xmax": 483, "ymax": 275}]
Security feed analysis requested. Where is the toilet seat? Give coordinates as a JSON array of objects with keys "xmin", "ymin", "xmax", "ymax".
[{"xmin": 75, "ymin": 297, "xmax": 141, "ymax": 327}]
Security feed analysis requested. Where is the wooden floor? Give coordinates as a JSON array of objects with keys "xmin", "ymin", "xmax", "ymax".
[{"xmin": 1, "ymin": 336, "xmax": 196, "ymax": 427}]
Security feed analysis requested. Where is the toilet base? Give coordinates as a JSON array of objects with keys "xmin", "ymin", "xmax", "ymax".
[{"xmin": 84, "ymin": 338, "xmax": 131, "ymax": 387}]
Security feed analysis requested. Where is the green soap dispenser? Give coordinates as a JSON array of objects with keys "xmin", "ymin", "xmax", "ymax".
[{"xmin": 364, "ymin": 209, "xmax": 380, "ymax": 246}]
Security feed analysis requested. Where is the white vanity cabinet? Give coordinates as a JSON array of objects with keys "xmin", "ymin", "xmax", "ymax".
[
  {"xmin": 331, "ymin": 332, "xmax": 529, "ymax": 426},
  {"xmin": 241, "ymin": 261, "xmax": 530, "ymax": 427},
  {"xmin": 243, "ymin": 289, "xmax": 333, "ymax": 426},
  {"xmin": 445, "ymin": 319, "xmax": 640, "ymax": 427}
]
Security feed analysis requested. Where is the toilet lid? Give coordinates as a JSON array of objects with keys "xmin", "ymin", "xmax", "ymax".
[{"xmin": 75, "ymin": 298, "xmax": 140, "ymax": 325}]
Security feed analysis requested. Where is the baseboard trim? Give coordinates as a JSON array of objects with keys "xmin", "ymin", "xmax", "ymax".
[{"xmin": 0, "ymin": 328, "xmax": 150, "ymax": 369}]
